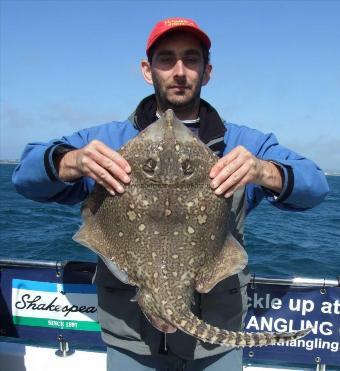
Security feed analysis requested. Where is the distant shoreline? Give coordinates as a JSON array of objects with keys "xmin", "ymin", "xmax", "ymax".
[
  {"xmin": 324, "ymin": 173, "xmax": 340, "ymax": 176},
  {"xmin": 0, "ymin": 160, "xmax": 19, "ymax": 165}
]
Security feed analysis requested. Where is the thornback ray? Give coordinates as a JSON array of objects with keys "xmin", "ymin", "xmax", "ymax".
[{"xmin": 73, "ymin": 109, "xmax": 311, "ymax": 347}]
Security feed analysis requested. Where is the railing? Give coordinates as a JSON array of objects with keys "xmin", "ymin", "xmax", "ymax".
[
  {"xmin": 250, "ymin": 275, "xmax": 339, "ymax": 288},
  {"xmin": 1, "ymin": 258, "xmax": 339, "ymax": 286}
]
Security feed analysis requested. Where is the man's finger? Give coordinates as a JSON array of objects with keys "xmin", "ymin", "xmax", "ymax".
[
  {"xmin": 210, "ymin": 155, "xmax": 244, "ymax": 190},
  {"xmin": 90, "ymin": 151, "xmax": 131, "ymax": 184},
  {"xmin": 214, "ymin": 163, "xmax": 249, "ymax": 196},
  {"xmin": 86, "ymin": 160, "xmax": 125, "ymax": 194},
  {"xmin": 209, "ymin": 147, "xmax": 241, "ymax": 178},
  {"xmin": 83, "ymin": 142, "xmax": 130, "ymax": 183},
  {"xmin": 93, "ymin": 140, "xmax": 131, "ymax": 173}
]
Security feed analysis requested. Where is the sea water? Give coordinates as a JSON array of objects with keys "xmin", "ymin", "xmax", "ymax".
[{"xmin": 1, "ymin": 164, "xmax": 339, "ymax": 279}]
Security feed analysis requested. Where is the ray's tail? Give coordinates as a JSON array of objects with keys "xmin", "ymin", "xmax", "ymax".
[{"xmin": 168, "ymin": 308, "xmax": 311, "ymax": 348}]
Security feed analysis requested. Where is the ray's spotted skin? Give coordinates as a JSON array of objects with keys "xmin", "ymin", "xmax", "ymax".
[{"xmin": 74, "ymin": 110, "xmax": 310, "ymax": 347}]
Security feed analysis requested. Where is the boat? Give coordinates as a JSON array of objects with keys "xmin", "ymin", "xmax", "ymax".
[{"xmin": 0, "ymin": 259, "xmax": 339, "ymax": 371}]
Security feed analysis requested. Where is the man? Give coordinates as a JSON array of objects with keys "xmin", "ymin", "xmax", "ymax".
[{"xmin": 13, "ymin": 18, "xmax": 328, "ymax": 370}]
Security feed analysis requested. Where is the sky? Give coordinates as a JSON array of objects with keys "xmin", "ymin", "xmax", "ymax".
[{"xmin": 1, "ymin": 0, "xmax": 339, "ymax": 171}]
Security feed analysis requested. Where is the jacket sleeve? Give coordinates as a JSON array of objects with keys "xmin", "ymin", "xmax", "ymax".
[
  {"xmin": 225, "ymin": 124, "xmax": 329, "ymax": 213},
  {"xmin": 12, "ymin": 130, "xmax": 95, "ymax": 205}
]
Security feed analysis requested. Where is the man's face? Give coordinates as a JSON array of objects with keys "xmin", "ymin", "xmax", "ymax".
[{"xmin": 143, "ymin": 32, "xmax": 211, "ymax": 113}]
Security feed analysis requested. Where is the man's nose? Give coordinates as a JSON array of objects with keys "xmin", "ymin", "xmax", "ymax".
[{"xmin": 173, "ymin": 59, "xmax": 185, "ymax": 76}]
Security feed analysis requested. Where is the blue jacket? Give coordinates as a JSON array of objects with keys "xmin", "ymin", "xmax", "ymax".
[{"xmin": 12, "ymin": 105, "xmax": 328, "ymax": 213}]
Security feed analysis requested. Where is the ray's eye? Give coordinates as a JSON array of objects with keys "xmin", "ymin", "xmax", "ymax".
[
  {"xmin": 143, "ymin": 158, "xmax": 157, "ymax": 174},
  {"xmin": 182, "ymin": 159, "xmax": 194, "ymax": 176}
]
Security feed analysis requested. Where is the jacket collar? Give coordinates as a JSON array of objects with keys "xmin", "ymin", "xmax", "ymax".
[{"xmin": 130, "ymin": 94, "xmax": 226, "ymax": 156}]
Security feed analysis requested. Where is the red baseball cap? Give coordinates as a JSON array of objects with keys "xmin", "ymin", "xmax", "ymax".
[{"xmin": 146, "ymin": 17, "xmax": 211, "ymax": 55}]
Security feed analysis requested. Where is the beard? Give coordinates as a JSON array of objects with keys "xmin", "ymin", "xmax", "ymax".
[{"xmin": 151, "ymin": 71, "xmax": 204, "ymax": 117}]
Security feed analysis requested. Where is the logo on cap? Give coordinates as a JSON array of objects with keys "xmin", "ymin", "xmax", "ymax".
[{"xmin": 164, "ymin": 19, "xmax": 195, "ymax": 27}]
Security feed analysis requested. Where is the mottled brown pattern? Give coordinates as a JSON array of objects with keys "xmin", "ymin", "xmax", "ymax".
[{"xmin": 74, "ymin": 110, "xmax": 310, "ymax": 347}]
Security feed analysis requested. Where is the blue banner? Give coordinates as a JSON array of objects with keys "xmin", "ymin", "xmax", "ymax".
[
  {"xmin": 244, "ymin": 282, "xmax": 339, "ymax": 366},
  {"xmin": 1, "ymin": 261, "xmax": 339, "ymax": 366},
  {"xmin": 0, "ymin": 262, "xmax": 103, "ymax": 347}
]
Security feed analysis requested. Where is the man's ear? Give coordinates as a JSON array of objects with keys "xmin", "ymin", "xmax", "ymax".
[
  {"xmin": 141, "ymin": 60, "xmax": 153, "ymax": 85},
  {"xmin": 202, "ymin": 63, "xmax": 212, "ymax": 86}
]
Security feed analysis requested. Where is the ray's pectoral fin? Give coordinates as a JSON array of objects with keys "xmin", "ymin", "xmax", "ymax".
[
  {"xmin": 73, "ymin": 203, "xmax": 135, "ymax": 286},
  {"xmin": 195, "ymin": 233, "xmax": 248, "ymax": 294},
  {"xmin": 72, "ymin": 184, "xmax": 110, "ymax": 250},
  {"xmin": 72, "ymin": 197, "xmax": 99, "ymax": 249},
  {"xmin": 73, "ymin": 195, "xmax": 114, "ymax": 267},
  {"xmin": 73, "ymin": 223, "xmax": 103, "ymax": 260},
  {"xmin": 72, "ymin": 224, "xmax": 94, "ymax": 249}
]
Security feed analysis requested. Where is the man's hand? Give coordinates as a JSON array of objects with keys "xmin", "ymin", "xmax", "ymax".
[
  {"xmin": 58, "ymin": 140, "xmax": 131, "ymax": 195},
  {"xmin": 209, "ymin": 146, "xmax": 283, "ymax": 198}
]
